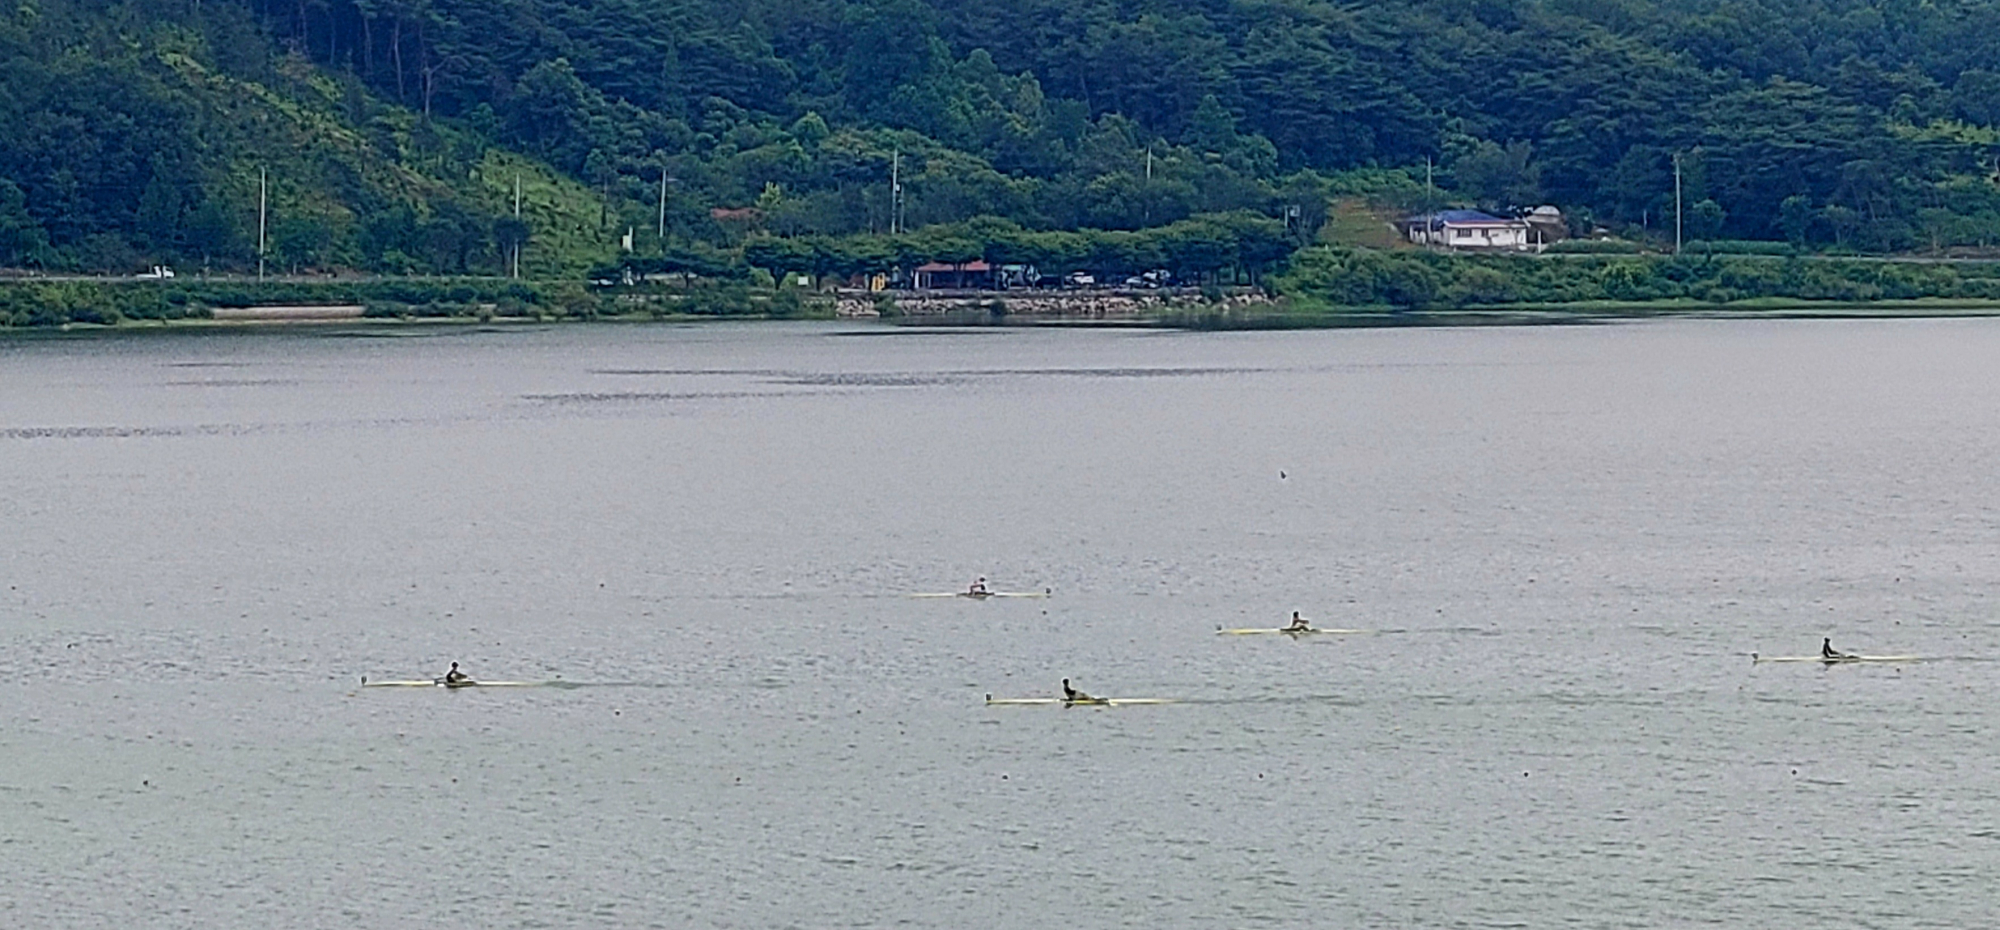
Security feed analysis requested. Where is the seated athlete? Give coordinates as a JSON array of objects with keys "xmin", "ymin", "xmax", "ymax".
[
  {"xmin": 1821, "ymin": 638, "xmax": 1851, "ymax": 660},
  {"xmin": 968, "ymin": 577, "xmax": 990, "ymax": 595},
  {"xmin": 443, "ymin": 661, "xmax": 470, "ymax": 684},
  {"xmin": 1285, "ymin": 611, "xmax": 1311, "ymax": 632},
  {"xmin": 1061, "ymin": 678, "xmax": 1094, "ymax": 702}
]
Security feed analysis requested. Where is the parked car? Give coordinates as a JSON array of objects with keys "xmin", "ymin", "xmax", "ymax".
[
  {"xmin": 1123, "ymin": 269, "xmax": 1172, "ymax": 288},
  {"xmin": 1064, "ymin": 271, "xmax": 1096, "ymax": 288},
  {"xmin": 134, "ymin": 265, "xmax": 175, "ymax": 279}
]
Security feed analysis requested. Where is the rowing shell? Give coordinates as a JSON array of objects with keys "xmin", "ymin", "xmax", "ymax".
[
  {"xmin": 361, "ymin": 678, "xmax": 553, "ymax": 688},
  {"xmin": 985, "ymin": 695, "xmax": 1175, "ymax": 706},
  {"xmin": 909, "ymin": 590, "xmax": 1050, "ymax": 599},
  {"xmin": 1216, "ymin": 627, "xmax": 1368, "ymax": 636},
  {"xmin": 1751, "ymin": 654, "xmax": 1921, "ymax": 664}
]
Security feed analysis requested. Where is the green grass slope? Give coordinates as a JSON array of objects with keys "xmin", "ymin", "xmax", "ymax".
[{"xmin": 0, "ymin": 1, "xmax": 613, "ymax": 277}]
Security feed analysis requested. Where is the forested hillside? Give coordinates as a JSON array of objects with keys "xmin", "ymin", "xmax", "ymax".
[
  {"xmin": 0, "ymin": 0, "xmax": 603, "ymax": 275},
  {"xmin": 8, "ymin": 0, "xmax": 2000, "ymax": 274}
]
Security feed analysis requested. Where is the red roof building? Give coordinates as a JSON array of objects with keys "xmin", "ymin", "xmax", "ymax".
[{"xmin": 912, "ymin": 260, "xmax": 993, "ymax": 290}]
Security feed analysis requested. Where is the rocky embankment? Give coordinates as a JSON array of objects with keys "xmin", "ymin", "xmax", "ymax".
[{"xmin": 834, "ymin": 289, "xmax": 1273, "ymax": 319}]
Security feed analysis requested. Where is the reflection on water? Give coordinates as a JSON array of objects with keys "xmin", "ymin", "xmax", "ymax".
[{"xmin": 4, "ymin": 319, "xmax": 2000, "ymax": 928}]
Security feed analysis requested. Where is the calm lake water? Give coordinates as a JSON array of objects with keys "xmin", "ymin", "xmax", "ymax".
[{"xmin": 4, "ymin": 318, "xmax": 2000, "ymax": 928}]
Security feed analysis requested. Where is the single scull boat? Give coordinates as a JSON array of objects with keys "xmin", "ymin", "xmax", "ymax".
[
  {"xmin": 984, "ymin": 694, "xmax": 1174, "ymax": 706},
  {"xmin": 910, "ymin": 589, "xmax": 1050, "ymax": 599},
  {"xmin": 1750, "ymin": 653, "xmax": 1921, "ymax": 664},
  {"xmin": 1216, "ymin": 626, "xmax": 1368, "ymax": 636},
  {"xmin": 360, "ymin": 676, "xmax": 552, "ymax": 688}
]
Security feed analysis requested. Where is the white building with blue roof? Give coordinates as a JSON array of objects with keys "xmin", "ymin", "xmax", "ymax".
[{"xmin": 1401, "ymin": 209, "xmax": 1548, "ymax": 251}]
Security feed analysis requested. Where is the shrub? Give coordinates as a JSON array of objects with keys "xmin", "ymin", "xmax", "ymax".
[
  {"xmin": 1545, "ymin": 238, "xmax": 1645, "ymax": 254},
  {"xmin": 1683, "ymin": 239, "xmax": 1796, "ymax": 256},
  {"xmin": 770, "ymin": 288, "xmax": 806, "ymax": 318}
]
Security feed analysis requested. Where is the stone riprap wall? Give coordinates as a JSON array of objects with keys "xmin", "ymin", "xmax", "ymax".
[{"xmin": 835, "ymin": 290, "xmax": 1272, "ymax": 318}]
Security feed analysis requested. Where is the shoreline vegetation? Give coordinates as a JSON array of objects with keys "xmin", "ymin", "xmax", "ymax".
[
  {"xmin": 16, "ymin": 0, "xmax": 2000, "ymax": 352},
  {"xmin": 0, "ymin": 276, "xmax": 836, "ymax": 328},
  {"xmin": 13, "ymin": 250, "xmax": 2000, "ymax": 333},
  {"xmin": 1156, "ymin": 298, "xmax": 2000, "ymax": 331}
]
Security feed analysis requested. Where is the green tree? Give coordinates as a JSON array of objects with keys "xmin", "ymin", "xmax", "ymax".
[
  {"xmin": 1454, "ymin": 139, "xmax": 1542, "ymax": 209},
  {"xmin": 1154, "ymin": 220, "xmax": 1232, "ymax": 284},
  {"xmin": 183, "ymin": 198, "xmax": 243, "ymax": 268},
  {"xmin": 842, "ymin": 0, "xmax": 946, "ymax": 119},
  {"xmin": 1818, "ymin": 205, "xmax": 1861, "ymax": 248},
  {"xmin": 1779, "ymin": 195, "xmax": 1814, "ymax": 247},
  {"xmin": 742, "ymin": 235, "xmax": 816, "ymax": 281},
  {"xmin": 1225, "ymin": 213, "xmax": 1296, "ymax": 284},
  {"xmin": 1950, "ymin": 70, "xmax": 2000, "ymax": 127},
  {"xmin": 1688, "ymin": 199, "xmax": 1726, "ymax": 242},
  {"xmin": 271, "ymin": 216, "xmax": 334, "ymax": 272},
  {"xmin": 135, "ymin": 170, "xmax": 184, "ymax": 253},
  {"xmin": 493, "ymin": 215, "xmax": 533, "ymax": 274},
  {"xmin": 0, "ymin": 180, "xmax": 49, "ymax": 267},
  {"xmin": 1186, "ymin": 94, "xmax": 1238, "ymax": 157},
  {"xmin": 791, "ymin": 111, "xmax": 831, "ymax": 148},
  {"xmin": 506, "ymin": 59, "xmax": 594, "ymax": 171},
  {"xmin": 424, "ymin": 201, "xmax": 491, "ymax": 273}
]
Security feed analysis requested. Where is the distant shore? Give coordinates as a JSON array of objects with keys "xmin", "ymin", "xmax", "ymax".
[
  {"xmin": 10, "ymin": 275, "xmax": 2000, "ymax": 334},
  {"xmin": 1156, "ymin": 297, "xmax": 2000, "ymax": 330}
]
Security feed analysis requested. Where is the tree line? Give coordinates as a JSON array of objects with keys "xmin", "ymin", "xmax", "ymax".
[
  {"xmin": 604, "ymin": 212, "xmax": 1297, "ymax": 287},
  {"xmin": 13, "ymin": 0, "xmax": 2000, "ymax": 276},
  {"xmin": 239, "ymin": 0, "xmax": 2000, "ymax": 248},
  {"xmin": 1275, "ymin": 249, "xmax": 2000, "ymax": 310}
]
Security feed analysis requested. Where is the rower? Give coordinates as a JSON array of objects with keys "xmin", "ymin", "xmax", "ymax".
[
  {"xmin": 443, "ymin": 661, "xmax": 470, "ymax": 684},
  {"xmin": 1284, "ymin": 611, "xmax": 1311, "ymax": 632},
  {"xmin": 1062, "ymin": 678, "xmax": 1094, "ymax": 702},
  {"xmin": 1821, "ymin": 638, "xmax": 1850, "ymax": 660},
  {"xmin": 968, "ymin": 576, "xmax": 990, "ymax": 595}
]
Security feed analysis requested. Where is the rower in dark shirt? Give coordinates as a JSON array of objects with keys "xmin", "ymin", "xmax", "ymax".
[
  {"xmin": 1285, "ymin": 611, "xmax": 1311, "ymax": 632},
  {"xmin": 1821, "ymin": 638, "xmax": 1852, "ymax": 660},
  {"xmin": 1061, "ymin": 678, "xmax": 1094, "ymax": 702},
  {"xmin": 443, "ymin": 661, "xmax": 470, "ymax": 684}
]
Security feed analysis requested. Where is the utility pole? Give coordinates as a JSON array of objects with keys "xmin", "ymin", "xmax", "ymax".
[
  {"xmin": 658, "ymin": 168, "xmax": 669, "ymax": 241},
  {"xmin": 890, "ymin": 148, "xmax": 902, "ymax": 235},
  {"xmin": 512, "ymin": 172, "xmax": 522, "ymax": 279},
  {"xmin": 1673, "ymin": 152, "xmax": 1684, "ymax": 255},
  {"xmin": 257, "ymin": 167, "xmax": 267, "ymax": 281},
  {"xmin": 1424, "ymin": 156, "xmax": 1435, "ymax": 249},
  {"xmin": 1143, "ymin": 146, "xmax": 1156, "ymax": 224}
]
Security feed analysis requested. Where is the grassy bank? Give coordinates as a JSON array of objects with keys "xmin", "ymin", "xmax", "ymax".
[
  {"xmin": 1274, "ymin": 247, "xmax": 2000, "ymax": 311},
  {"xmin": 0, "ymin": 278, "xmax": 831, "ymax": 328},
  {"xmin": 1160, "ymin": 296, "xmax": 2000, "ymax": 330}
]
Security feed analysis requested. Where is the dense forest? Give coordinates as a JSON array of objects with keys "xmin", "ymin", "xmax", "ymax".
[{"xmin": 8, "ymin": 0, "xmax": 2000, "ymax": 276}]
